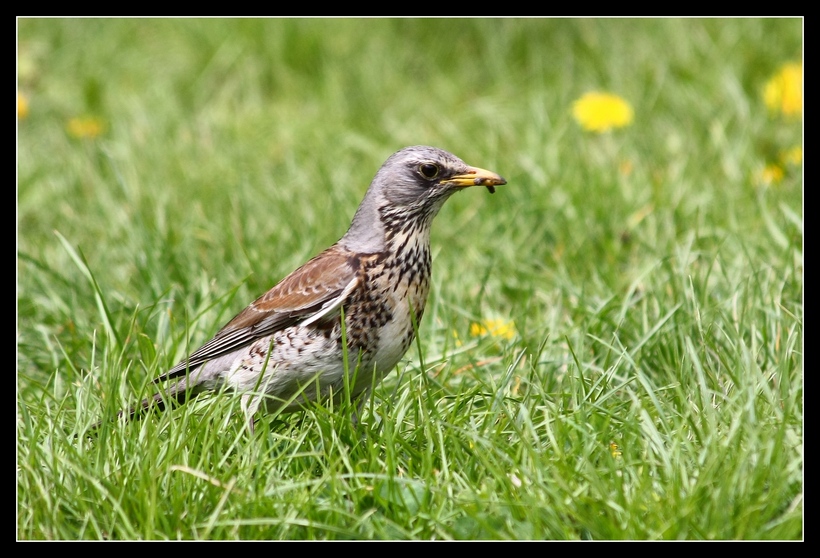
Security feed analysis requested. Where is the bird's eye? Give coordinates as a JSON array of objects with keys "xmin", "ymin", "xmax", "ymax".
[{"xmin": 419, "ymin": 163, "xmax": 440, "ymax": 179}]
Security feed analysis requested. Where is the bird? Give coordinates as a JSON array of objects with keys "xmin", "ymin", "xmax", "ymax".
[{"xmin": 102, "ymin": 145, "xmax": 506, "ymax": 430}]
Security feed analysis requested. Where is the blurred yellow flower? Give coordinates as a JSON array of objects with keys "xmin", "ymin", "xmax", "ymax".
[
  {"xmin": 18, "ymin": 93, "xmax": 29, "ymax": 120},
  {"xmin": 609, "ymin": 441, "xmax": 622, "ymax": 459},
  {"xmin": 780, "ymin": 145, "xmax": 802, "ymax": 166},
  {"xmin": 572, "ymin": 91, "xmax": 634, "ymax": 132},
  {"xmin": 469, "ymin": 318, "xmax": 516, "ymax": 341},
  {"xmin": 66, "ymin": 116, "xmax": 105, "ymax": 139},
  {"xmin": 764, "ymin": 62, "xmax": 802, "ymax": 117},
  {"xmin": 618, "ymin": 159, "xmax": 634, "ymax": 177},
  {"xmin": 756, "ymin": 163, "xmax": 785, "ymax": 186}
]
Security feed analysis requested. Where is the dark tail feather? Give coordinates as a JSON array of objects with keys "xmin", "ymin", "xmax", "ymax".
[
  {"xmin": 87, "ymin": 381, "xmax": 191, "ymax": 434},
  {"xmin": 119, "ymin": 385, "xmax": 191, "ymax": 421}
]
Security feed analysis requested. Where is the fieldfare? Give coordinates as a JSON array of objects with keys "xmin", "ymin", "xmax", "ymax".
[{"xmin": 105, "ymin": 145, "xmax": 506, "ymax": 428}]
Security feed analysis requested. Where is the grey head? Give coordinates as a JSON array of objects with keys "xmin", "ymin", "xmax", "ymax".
[{"xmin": 341, "ymin": 146, "xmax": 507, "ymax": 253}]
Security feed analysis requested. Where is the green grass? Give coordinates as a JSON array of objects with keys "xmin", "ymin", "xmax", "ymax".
[{"xmin": 17, "ymin": 18, "xmax": 802, "ymax": 540}]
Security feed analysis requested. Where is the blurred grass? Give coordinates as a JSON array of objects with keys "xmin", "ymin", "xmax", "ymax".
[{"xmin": 18, "ymin": 18, "xmax": 802, "ymax": 540}]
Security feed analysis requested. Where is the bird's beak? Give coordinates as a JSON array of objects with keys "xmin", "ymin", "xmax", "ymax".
[{"xmin": 445, "ymin": 166, "xmax": 507, "ymax": 189}]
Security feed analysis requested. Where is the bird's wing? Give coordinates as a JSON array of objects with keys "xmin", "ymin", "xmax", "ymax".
[{"xmin": 157, "ymin": 245, "xmax": 362, "ymax": 382}]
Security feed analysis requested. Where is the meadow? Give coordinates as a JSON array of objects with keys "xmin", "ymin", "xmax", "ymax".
[{"xmin": 17, "ymin": 18, "xmax": 802, "ymax": 539}]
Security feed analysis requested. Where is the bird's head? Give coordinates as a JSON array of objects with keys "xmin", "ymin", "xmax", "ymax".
[{"xmin": 342, "ymin": 146, "xmax": 506, "ymax": 252}]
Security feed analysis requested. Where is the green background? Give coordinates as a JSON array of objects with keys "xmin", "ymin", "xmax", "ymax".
[{"xmin": 18, "ymin": 18, "xmax": 802, "ymax": 540}]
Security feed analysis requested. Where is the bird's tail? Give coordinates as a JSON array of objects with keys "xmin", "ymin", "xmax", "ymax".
[{"xmin": 87, "ymin": 378, "xmax": 192, "ymax": 433}]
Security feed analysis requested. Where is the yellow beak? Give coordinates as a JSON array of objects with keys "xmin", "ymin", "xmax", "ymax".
[{"xmin": 445, "ymin": 166, "xmax": 507, "ymax": 189}]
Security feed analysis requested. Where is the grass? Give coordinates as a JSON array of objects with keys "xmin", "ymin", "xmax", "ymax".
[{"xmin": 17, "ymin": 18, "xmax": 802, "ymax": 540}]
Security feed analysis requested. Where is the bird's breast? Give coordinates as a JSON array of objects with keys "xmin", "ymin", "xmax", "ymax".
[{"xmin": 348, "ymin": 241, "xmax": 432, "ymax": 375}]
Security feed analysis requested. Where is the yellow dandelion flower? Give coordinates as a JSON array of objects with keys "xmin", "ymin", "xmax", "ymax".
[
  {"xmin": 756, "ymin": 163, "xmax": 785, "ymax": 186},
  {"xmin": 469, "ymin": 318, "xmax": 516, "ymax": 341},
  {"xmin": 18, "ymin": 93, "xmax": 29, "ymax": 120},
  {"xmin": 572, "ymin": 91, "xmax": 634, "ymax": 133},
  {"xmin": 609, "ymin": 441, "xmax": 622, "ymax": 459},
  {"xmin": 764, "ymin": 62, "xmax": 802, "ymax": 117},
  {"xmin": 66, "ymin": 116, "xmax": 105, "ymax": 139},
  {"xmin": 780, "ymin": 146, "xmax": 802, "ymax": 166}
]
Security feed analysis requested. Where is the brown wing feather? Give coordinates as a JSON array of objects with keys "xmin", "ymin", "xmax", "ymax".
[{"xmin": 156, "ymin": 244, "xmax": 361, "ymax": 382}]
